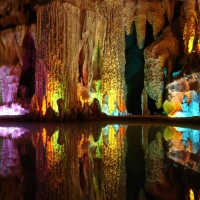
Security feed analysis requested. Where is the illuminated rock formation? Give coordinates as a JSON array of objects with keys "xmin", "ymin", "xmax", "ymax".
[
  {"xmin": 163, "ymin": 77, "xmax": 200, "ymax": 117},
  {"xmin": 0, "ymin": 24, "xmax": 29, "ymax": 105},
  {"xmin": 35, "ymin": 1, "xmax": 126, "ymax": 116},
  {"xmin": 144, "ymin": 15, "xmax": 185, "ymax": 109}
]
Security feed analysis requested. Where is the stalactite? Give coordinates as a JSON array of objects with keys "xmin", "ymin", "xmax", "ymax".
[
  {"xmin": 124, "ymin": 0, "xmax": 136, "ymax": 35},
  {"xmin": 161, "ymin": 0, "xmax": 176, "ymax": 24},
  {"xmin": 14, "ymin": 24, "xmax": 29, "ymax": 65},
  {"xmin": 36, "ymin": 2, "xmax": 80, "ymax": 113},
  {"xmin": 35, "ymin": 1, "xmax": 127, "ymax": 117},
  {"xmin": 0, "ymin": 74, "xmax": 3, "ymax": 104},
  {"xmin": 0, "ymin": 23, "xmax": 30, "ymax": 105},
  {"xmin": 0, "ymin": 63, "xmax": 21, "ymax": 104},
  {"xmin": 99, "ymin": 4, "xmax": 126, "ymax": 115},
  {"xmin": 183, "ymin": 0, "xmax": 198, "ymax": 53},
  {"xmin": 144, "ymin": 16, "xmax": 185, "ymax": 108}
]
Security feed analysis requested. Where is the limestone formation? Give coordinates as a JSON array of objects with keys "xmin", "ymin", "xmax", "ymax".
[{"xmin": 144, "ymin": 16, "xmax": 185, "ymax": 108}]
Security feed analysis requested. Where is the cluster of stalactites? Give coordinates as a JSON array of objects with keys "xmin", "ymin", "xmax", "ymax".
[
  {"xmin": 0, "ymin": 24, "xmax": 35, "ymax": 105},
  {"xmin": 124, "ymin": 0, "xmax": 174, "ymax": 49},
  {"xmin": 35, "ymin": 0, "xmax": 127, "ymax": 116},
  {"xmin": 124, "ymin": 0, "xmax": 200, "ymax": 51},
  {"xmin": 143, "ymin": 1, "xmax": 200, "ymax": 109}
]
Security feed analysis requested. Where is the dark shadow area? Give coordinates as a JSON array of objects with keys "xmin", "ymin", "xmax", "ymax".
[
  {"xmin": 20, "ymin": 33, "xmax": 36, "ymax": 98},
  {"xmin": 125, "ymin": 21, "xmax": 157, "ymax": 115}
]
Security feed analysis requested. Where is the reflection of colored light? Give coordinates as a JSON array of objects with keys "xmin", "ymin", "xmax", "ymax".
[
  {"xmin": 189, "ymin": 189, "xmax": 194, "ymax": 200},
  {"xmin": 0, "ymin": 127, "xmax": 28, "ymax": 138},
  {"xmin": 163, "ymin": 127, "xmax": 182, "ymax": 141},
  {"xmin": 42, "ymin": 128, "xmax": 47, "ymax": 148},
  {"xmin": 118, "ymin": 126, "xmax": 126, "ymax": 135},
  {"xmin": 0, "ymin": 103, "xmax": 29, "ymax": 116}
]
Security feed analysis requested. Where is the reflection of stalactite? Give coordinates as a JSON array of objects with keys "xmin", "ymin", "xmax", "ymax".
[
  {"xmin": 101, "ymin": 125, "xmax": 127, "ymax": 200},
  {"xmin": 35, "ymin": 129, "xmax": 67, "ymax": 200},
  {"xmin": 145, "ymin": 132, "xmax": 180, "ymax": 199},
  {"xmin": 65, "ymin": 125, "xmax": 86, "ymax": 199},
  {"xmin": 0, "ymin": 136, "xmax": 23, "ymax": 199},
  {"xmin": 0, "ymin": 137, "xmax": 22, "ymax": 178},
  {"xmin": 0, "ymin": 177, "xmax": 22, "ymax": 200}
]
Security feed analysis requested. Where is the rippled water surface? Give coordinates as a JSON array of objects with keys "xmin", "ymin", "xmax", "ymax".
[{"xmin": 0, "ymin": 121, "xmax": 200, "ymax": 200}]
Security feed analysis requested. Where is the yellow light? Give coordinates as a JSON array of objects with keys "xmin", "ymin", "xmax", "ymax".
[
  {"xmin": 189, "ymin": 189, "xmax": 194, "ymax": 200},
  {"xmin": 188, "ymin": 36, "xmax": 194, "ymax": 53},
  {"xmin": 108, "ymin": 90, "xmax": 117, "ymax": 115},
  {"xmin": 41, "ymin": 95, "xmax": 46, "ymax": 116},
  {"xmin": 42, "ymin": 128, "xmax": 47, "ymax": 148}
]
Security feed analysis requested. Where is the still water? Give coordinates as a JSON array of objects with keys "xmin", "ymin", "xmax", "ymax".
[{"xmin": 0, "ymin": 121, "xmax": 200, "ymax": 200}]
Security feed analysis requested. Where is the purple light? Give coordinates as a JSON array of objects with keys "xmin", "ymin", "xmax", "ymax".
[
  {"xmin": 0, "ymin": 127, "xmax": 28, "ymax": 138},
  {"xmin": 0, "ymin": 103, "xmax": 29, "ymax": 116}
]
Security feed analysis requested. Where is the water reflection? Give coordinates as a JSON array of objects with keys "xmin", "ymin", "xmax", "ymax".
[{"xmin": 0, "ymin": 122, "xmax": 200, "ymax": 200}]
